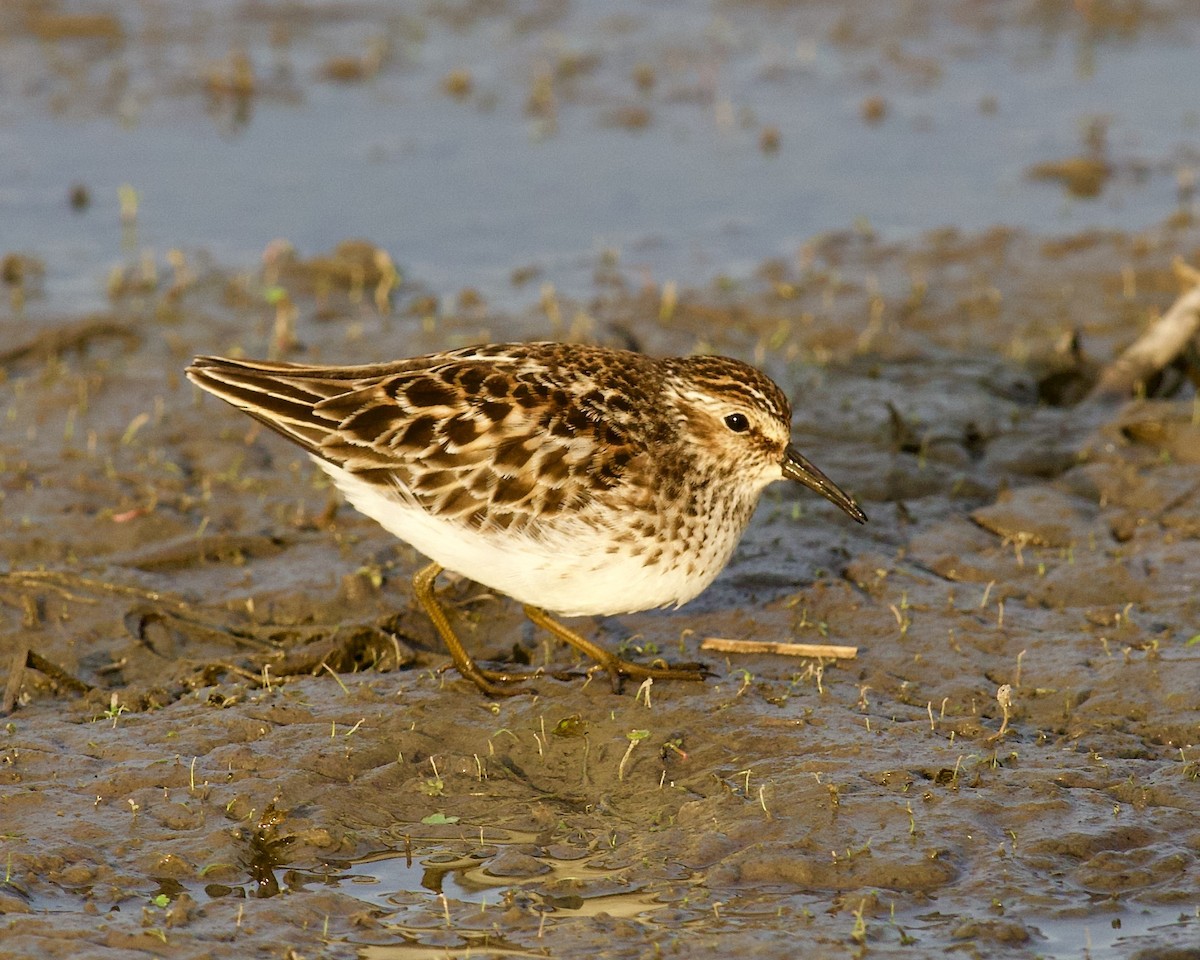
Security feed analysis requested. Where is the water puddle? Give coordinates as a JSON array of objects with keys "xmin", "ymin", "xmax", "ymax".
[
  {"xmin": 1037, "ymin": 905, "xmax": 1200, "ymax": 958},
  {"xmin": 343, "ymin": 829, "xmax": 670, "ymax": 912},
  {"xmin": 335, "ymin": 829, "xmax": 683, "ymax": 956}
]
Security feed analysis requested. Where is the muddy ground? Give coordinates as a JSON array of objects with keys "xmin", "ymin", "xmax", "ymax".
[
  {"xmin": 3, "ymin": 2, "xmax": 1200, "ymax": 959},
  {"xmin": 3, "ymin": 221, "xmax": 1199, "ymax": 959}
]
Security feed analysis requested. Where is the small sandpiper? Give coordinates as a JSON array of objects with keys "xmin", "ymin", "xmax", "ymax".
[{"xmin": 187, "ymin": 342, "xmax": 866, "ymax": 695}]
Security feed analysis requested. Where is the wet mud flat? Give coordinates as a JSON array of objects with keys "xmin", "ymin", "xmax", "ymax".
[{"xmin": 1, "ymin": 220, "xmax": 1199, "ymax": 959}]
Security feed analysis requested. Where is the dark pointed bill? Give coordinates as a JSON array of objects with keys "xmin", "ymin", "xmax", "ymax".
[{"xmin": 782, "ymin": 444, "xmax": 868, "ymax": 524}]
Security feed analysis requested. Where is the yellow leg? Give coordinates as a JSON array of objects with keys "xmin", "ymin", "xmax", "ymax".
[
  {"xmin": 411, "ymin": 562, "xmax": 539, "ymax": 697},
  {"xmin": 523, "ymin": 605, "xmax": 708, "ymax": 691}
]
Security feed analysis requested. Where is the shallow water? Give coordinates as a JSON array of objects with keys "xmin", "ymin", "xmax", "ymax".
[{"xmin": 4, "ymin": 1, "xmax": 1199, "ymax": 312}]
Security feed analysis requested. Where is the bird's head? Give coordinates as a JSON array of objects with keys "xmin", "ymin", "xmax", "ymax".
[{"xmin": 664, "ymin": 355, "xmax": 867, "ymax": 523}]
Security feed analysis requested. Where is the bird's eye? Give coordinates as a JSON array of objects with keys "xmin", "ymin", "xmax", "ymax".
[{"xmin": 724, "ymin": 413, "xmax": 750, "ymax": 433}]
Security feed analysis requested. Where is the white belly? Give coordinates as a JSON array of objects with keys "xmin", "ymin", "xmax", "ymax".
[{"xmin": 317, "ymin": 461, "xmax": 736, "ymax": 616}]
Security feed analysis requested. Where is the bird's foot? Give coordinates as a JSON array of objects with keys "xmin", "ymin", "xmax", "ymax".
[
  {"xmin": 437, "ymin": 661, "xmax": 542, "ymax": 698},
  {"xmin": 585, "ymin": 656, "xmax": 710, "ymax": 693}
]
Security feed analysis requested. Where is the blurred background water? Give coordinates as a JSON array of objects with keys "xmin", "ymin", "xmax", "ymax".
[{"xmin": 2, "ymin": 1, "xmax": 1197, "ymax": 311}]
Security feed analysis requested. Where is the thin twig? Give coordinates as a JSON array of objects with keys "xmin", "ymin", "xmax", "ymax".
[
  {"xmin": 700, "ymin": 637, "xmax": 858, "ymax": 660},
  {"xmin": 26, "ymin": 651, "xmax": 93, "ymax": 694},
  {"xmin": 2, "ymin": 647, "xmax": 29, "ymax": 715}
]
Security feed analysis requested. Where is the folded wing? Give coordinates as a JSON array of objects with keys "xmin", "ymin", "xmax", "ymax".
[{"xmin": 186, "ymin": 350, "xmax": 644, "ymax": 534}]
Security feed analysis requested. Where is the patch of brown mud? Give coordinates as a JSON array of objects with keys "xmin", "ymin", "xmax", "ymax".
[{"xmin": 3, "ymin": 219, "xmax": 1200, "ymax": 958}]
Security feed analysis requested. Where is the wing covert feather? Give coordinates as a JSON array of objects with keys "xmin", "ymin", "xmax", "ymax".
[{"xmin": 188, "ymin": 345, "xmax": 663, "ymax": 536}]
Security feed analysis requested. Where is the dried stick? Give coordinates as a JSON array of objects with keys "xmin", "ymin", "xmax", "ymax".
[
  {"xmin": 1, "ymin": 647, "xmax": 28, "ymax": 715},
  {"xmin": 701, "ymin": 637, "xmax": 858, "ymax": 660},
  {"xmin": 1089, "ymin": 258, "xmax": 1200, "ymax": 402},
  {"xmin": 1, "ymin": 648, "xmax": 93, "ymax": 715}
]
